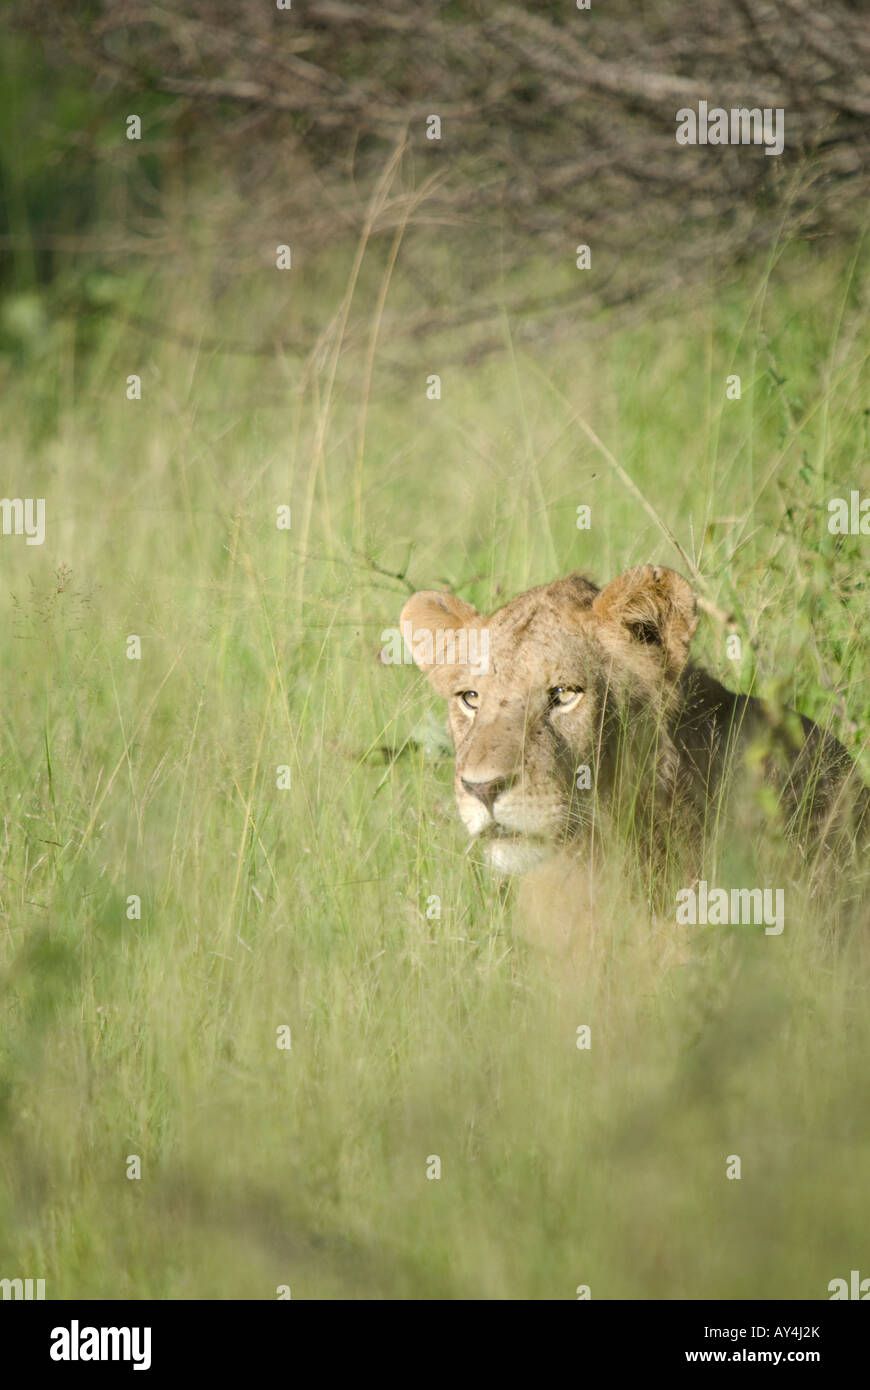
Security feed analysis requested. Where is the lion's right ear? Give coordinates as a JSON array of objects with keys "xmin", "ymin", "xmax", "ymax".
[
  {"xmin": 592, "ymin": 565, "xmax": 698, "ymax": 677},
  {"xmin": 399, "ymin": 590, "xmax": 481, "ymax": 686}
]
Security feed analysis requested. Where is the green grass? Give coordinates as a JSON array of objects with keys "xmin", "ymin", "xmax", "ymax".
[{"xmin": 1, "ymin": 234, "xmax": 869, "ymax": 1299}]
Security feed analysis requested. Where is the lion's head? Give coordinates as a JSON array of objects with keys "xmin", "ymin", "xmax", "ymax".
[{"xmin": 401, "ymin": 565, "xmax": 699, "ymax": 873}]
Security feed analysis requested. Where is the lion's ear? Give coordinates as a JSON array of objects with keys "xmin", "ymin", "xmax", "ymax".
[
  {"xmin": 399, "ymin": 590, "xmax": 482, "ymax": 688},
  {"xmin": 592, "ymin": 565, "xmax": 698, "ymax": 675}
]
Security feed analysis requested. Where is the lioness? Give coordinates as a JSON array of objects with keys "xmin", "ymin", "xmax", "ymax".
[{"xmin": 401, "ymin": 565, "xmax": 868, "ymax": 880}]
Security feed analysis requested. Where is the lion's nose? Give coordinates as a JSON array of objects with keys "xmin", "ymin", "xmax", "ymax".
[{"xmin": 461, "ymin": 775, "xmax": 512, "ymax": 812}]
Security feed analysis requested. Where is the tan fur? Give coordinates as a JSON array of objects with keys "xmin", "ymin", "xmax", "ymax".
[{"xmin": 401, "ymin": 566, "xmax": 868, "ymax": 883}]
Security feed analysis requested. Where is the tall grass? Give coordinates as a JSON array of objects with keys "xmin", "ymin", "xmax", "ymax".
[{"xmin": 0, "ymin": 234, "xmax": 868, "ymax": 1298}]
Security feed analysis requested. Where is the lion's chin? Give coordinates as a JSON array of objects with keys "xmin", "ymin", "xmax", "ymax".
[{"xmin": 485, "ymin": 833, "xmax": 553, "ymax": 876}]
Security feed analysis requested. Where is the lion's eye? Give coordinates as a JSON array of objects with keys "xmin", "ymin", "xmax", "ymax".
[
  {"xmin": 458, "ymin": 690, "xmax": 480, "ymax": 712},
  {"xmin": 548, "ymin": 686, "xmax": 584, "ymax": 712}
]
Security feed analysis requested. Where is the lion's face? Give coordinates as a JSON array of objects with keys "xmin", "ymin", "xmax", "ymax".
[
  {"xmin": 445, "ymin": 616, "xmax": 610, "ymax": 874},
  {"xmin": 401, "ymin": 567, "xmax": 698, "ymax": 873}
]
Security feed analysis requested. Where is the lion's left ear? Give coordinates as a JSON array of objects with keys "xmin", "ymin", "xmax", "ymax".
[
  {"xmin": 592, "ymin": 565, "xmax": 698, "ymax": 676},
  {"xmin": 399, "ymin": 589, "xmax": 482, "ymax": 692}
]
